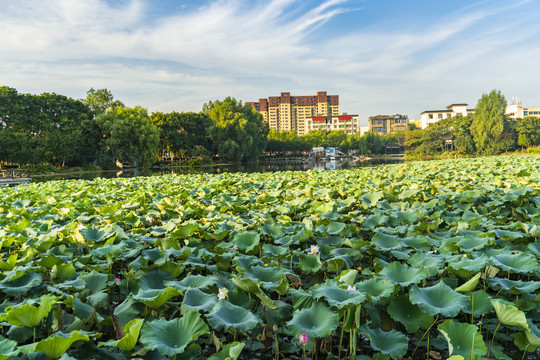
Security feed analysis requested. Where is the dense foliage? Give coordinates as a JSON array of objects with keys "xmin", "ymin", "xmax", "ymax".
[{"xmin": 0, "ymin": 155, "xmax": 539, "ymax": 359}]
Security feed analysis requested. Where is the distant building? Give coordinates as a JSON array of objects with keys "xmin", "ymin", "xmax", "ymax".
[
  {"xmin": 420, "ymin": 104, "xmax": 473, "ymax": 129},
  {"xmin": 368, "ymin": 114, "xmax": 409, "ymax": 134},
  {"xmin": 304, "ymin": 114, "xmax": 359, "ymax": 136},
  {"xmin": 246, "ymin": 91, "xmax": 339, "ymax": 135},
  {"xmin": 506, "ymin": 98, "xmax": 540, "ymax": 119}
]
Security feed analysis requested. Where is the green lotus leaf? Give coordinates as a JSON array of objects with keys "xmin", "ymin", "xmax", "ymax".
[
  {"xmin": 463, "ymin": 290, "xmax": 493, "ymax": 317},
  {"xmin": 0, "ymin": 294, "xmax": 57, "ymax": 327},
  {"xmin": 488, "ymin": 278, "xmax": 540, "ymax": 294},
  {"xmin": 338, "ymin": 269, "xmax": 358, "ymax": 287},
  {"xmin": 259, "ymin": 224, "xmax": 285, "ymax": 238},
  {"xmin": 455, "ymin": 272, "xmax": 481, "ymax": 293},
  {"xmin": 490, "ymin": 300, "xmax": 530, "ymax": 331},
  {"xmin": 438, "ymin": 320, "xmax": 487, "ymax": 360},
  {"xmin": 409, "ymin": 281, "xmax": 469, "ymax": 317},
  {"xmin": 447, "ymin": 255, "xmax": 488, "ymax": 277},
  {"xmin": 21, "ymin": 331, "xmax": 92, "ymax": 359},
  {"xmin": 51, "ymin": 263, "xmax": 76, "ymax": 281},
  {"xmin": 356, "ymin": 277, "xmax": 395, "ymax": 302},
  {"xmin": 363, "ymin": 214, "xmax": 388, "ymax": 230},
  {"xmin": 232, "ymin": 231, "xmax": 260, "ymax": 252},
  {"xmin": 379, "ymin": 261, "xmax": 425, "ymax": 287},
  {"xmin": 299, "ymin": 254, "xmax": 322, "ymax": 274},
  {"xmin": 456, "ymin": 235, "xmax": 489, "ymax": 251},
  {"xmin": 359, "ymin": 191, "xmax": 383, "ymax": 208},
  {"xmin": 0, "ymin": 272, "xmax": 42, "ymax": 296},
  {"xmin": 492, "ymin": 252, "xmax": 538, "ymax": 274},
  {"xmin": 81, "ymin": 270, "xmax": 108, "ymax": 293},
  {"xmin": 245, "ymin": 265, "xmax": 285, "ymax": 291},
  {"xmin": 182, "ymin": 288, "xmax": 218, "ymax": 313},
  {"xmin": 262, "ymin": 243, "xmax": 289, "ymax": 257},
  {"xmin": 523, "ymin": 321, "xmax": 540, "ymax": 347},
  {"xmin": 66, "ymin": 296, "xmax": 95, "ymax": 321},
  {"xmin": 140, "ymin": 311, "xmax": 209, "ymax": 356},
  {"xmin": 387, "ymin": 295, "xmax": 434, "ymax": 333},
  {"xmin": 0, "ymin": 254, "xmax": 18, "ymax": 271},
  {"xmin": 99, "ymin": 318, "xmax": 144, "ymax": 351},
  {"xmin": 207, "ymin": 341, "xmax": 245, "ymax": 360},
  {"xmin": 80, "ymin": 226, "xmax": 115, "ymax": 243},
  {"xmin": 132, "ymin": 286, "xmax": 181, "ymax": 309},
  {"xmin": 207, "ymin": 300, "xmax": 261, "ymax": 332},
  {"xmin": 139, "ymin": 268, "xmax": 174, "ymax": 290},
  {"xmin": 359, "ymin": 326, "xmax": 408, "ymax": 359},
  {"xmin": 407, "ymin": 252, "xmax": 444, "ymax": 277},
  {"xmin": 287, "ymin": 302, "xmax": 339, "ymax": 338},
  {"xmin": 114, "ymin": 297, "xmax": 146, "ymax": 327},
  {"xmin": 312, "ymin": 284, "xmax": 365, "ymax": 309},
  {"xmin": 172, "ymin": 223, "xmax": 198, "ymax": 238},
  {"xmin": 0, "ymin": 336, "xmax": 18, "ymax": 360},
  {"xmin": 326, "ymin": 221, "xmax": 346, "ymax": 235},
  {"xmin": 166, "ymin": 274, "xmax": 219, "ymax": 291},
  {"xmin": 371, "ymin": 232, "xmax": 402, "ymax": 250}
]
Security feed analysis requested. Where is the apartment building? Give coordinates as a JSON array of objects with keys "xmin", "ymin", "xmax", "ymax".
[
  {"xmin": 304, "ymin": 114, "xmax": 359, "ymax": 135},
  {"xmin": 368, "ymin": 114, "xmax": 409, "ymax": 134},
  {"xmin": 246, "ymin": 91, "xmax": 339, "ymax": 135},
  {"xmin": 506, "ymin": 99, "xmax": 540, "ymax": 119},
  {"xmin": 420, "ymin": 104, "xmax": 473, "ymax": 129}
]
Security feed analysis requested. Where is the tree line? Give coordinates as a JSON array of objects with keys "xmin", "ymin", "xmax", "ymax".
[
  {"xmin": 406, "ymin": 90, "xmax": 540, "ymax": 156},
  {"xmin": 0, "ymin": 86, "xmax": 268, "ymax": 169},
  {"xmin": 1, "ymin": 86, "xmax": 538, "ymax": 170}
]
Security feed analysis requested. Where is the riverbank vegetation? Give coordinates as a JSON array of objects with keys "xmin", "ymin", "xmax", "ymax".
[{"xmin": 0, "ymin": 154, "xmax": 538, "ymax": 359}]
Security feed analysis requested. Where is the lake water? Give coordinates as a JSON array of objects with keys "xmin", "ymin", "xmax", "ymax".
[{"xmin": 31, "ymin": 157, "xmax": 405, "ymax": 182}]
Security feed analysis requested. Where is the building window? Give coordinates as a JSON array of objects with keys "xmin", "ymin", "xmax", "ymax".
[
  {"xmin": 429, "ymin": 114, "xmax": 433, "ymax": 119},
  {"xmin": 438, "ymin": 114, "xmax": 442, "ymax": 119}
]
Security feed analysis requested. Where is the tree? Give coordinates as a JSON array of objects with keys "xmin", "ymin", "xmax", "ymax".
[
  {"xmin": 150, "ymin": 112, "xmax": 213, "ymax": 160},
  {"xmin": 471, "ymin": 90, "xmax": 507, "ymax": 154},
  {"xmin": 96, "ymin": 106, "xmax": 160, "ymax": 168},
  {"xmin": 516, "ymin": 116, "xmax": 540, "ymax": 150},
  {"xmin": 204, "ymin": 97, "xmax": 269, "ymax": 162},
  {"xmin": 84, "ymin": 88, "xmax": 124, "ymax": 117}
]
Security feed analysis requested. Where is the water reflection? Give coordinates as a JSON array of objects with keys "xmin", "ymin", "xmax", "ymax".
[{"xmin": 32, "ymin": 157, "xmax": 404, "ymax": 182}]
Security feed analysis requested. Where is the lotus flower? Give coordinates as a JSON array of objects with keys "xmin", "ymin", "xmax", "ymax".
[
  {"xmin": 348, "ymin": 285, "xmax": 356, "ymax": 291},
  {"xmin": 114, "ymin": 277, "xmax": 121, "ymax": 283},
  {"xmin": 217, "ymin": 288, "xmax": 228, "ymax": 300},
  {"xmin": 145, "ymin": 216, "xmax": 154, "ymax": 223},
  {"xmin": 310, "ymin": 245, "xmax": 319, "ymax": 255},
  {"xmin": 299, "ymin": 333, "xmax": 309, "ymax": 345}
]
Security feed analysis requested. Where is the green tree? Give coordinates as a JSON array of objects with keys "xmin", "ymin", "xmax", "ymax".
[
  {"xmin": 204, "ymin": 97, "xmax": 269, "ymax": 162},
  {"xmin": 471, "ymin": 90, "xmax": 507, "ymax": 154},
  {"xmin": 84, "ymin": 88, "xmax": 124, "ymax": 117},
  {"xmin": 150, "ymin": 112, "xmax": 213, "ymax": 160},
  {"xmin": 96, "ymin": 106, "xmax": 160, "ymax": 168},
  {"xmin": 516, "ymin": 116, "xmax": 540, "ymax": 149}
]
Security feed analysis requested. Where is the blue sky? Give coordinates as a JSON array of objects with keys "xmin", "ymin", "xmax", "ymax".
[{"xmin": 1, "ymin": 0, "xmax": 539, "ymax": 125}]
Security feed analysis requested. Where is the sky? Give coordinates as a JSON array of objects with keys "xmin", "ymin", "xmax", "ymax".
[{"xmin": 1, "ymin": 0, "xmax": 539, "ymax": 126}]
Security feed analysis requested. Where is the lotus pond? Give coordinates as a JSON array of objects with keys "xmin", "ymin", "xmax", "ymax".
[{"xmin": 0, "ymin": 154, "xmax": 539, "ymax": 360}]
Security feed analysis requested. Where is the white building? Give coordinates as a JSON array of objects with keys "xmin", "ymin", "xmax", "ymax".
[
  {"xmin": 304, "ymin": 114, "xmax": 359, "ymax": 136},
  {"xmin": 506, "ymin": 98, "xmax": 540, "ymax": 119},
  {"xmin": 420, "ymin": 104, "xmax": 473, "ymax": 129}
]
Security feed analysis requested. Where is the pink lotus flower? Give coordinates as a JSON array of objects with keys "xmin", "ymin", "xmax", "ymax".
[
  {"xmin": 299, "ymin": 333, "xmax": 309, "ymax": 346},
  {"xmin": 310, "ymin": 245, "xmax": 319, "ymax": 255},
  {"xmin": 114, "ymin": 277, "xmax": 121, "ymax": 283},
  {"xmin": 347, "ymin": 285, "xmax": 356, "ymax": 291}
]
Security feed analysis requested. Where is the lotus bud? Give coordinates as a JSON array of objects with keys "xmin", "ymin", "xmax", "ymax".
[
  {"xmin": 347, "ymin": 284, "xmax": 356, "ymax": 291},
  {"xmin": 299, "ymin": 333, "xmax": 309, "ymax": 346},
  {"xmin": 114, "ymin": 277, "xmax": 121, "ymax": 283}
]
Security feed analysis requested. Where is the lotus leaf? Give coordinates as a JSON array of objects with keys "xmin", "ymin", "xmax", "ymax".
[
  {"xmin": 371, "ymin": 232, "xmax": 402, "ymax": 250},
  {"xmin": 0, "ymin": 294, "xmax": 57, "ymax": 327},
  {"xmin": 299, "ymin": 254, "xmax": 322, "ymax": 273},
  {"xmin": 207, "ymin": 341, "xmax": 245, "ymax": 360},
  {"xmin": 455, "ymin": 272, "xmax": 481, "ymax": 293},
  {"xmin": 491, "ymin": 252, "xmax": 538, "ymax": 274},
  {"xmin": 81, "ymin": 270, "xmax": 108, "ymax": 293},
  {"xmin": 21, "ymin": 331, "xmax": 92, "ymax": 359},
  {"xmin": 438, "ymin": 320, "xmax": 487, "ymax": 360},
  {"xmin": 182, "ymin": 288, "xmax": 218, "ymax": 312},
  {"xmin": 359, "ymin": 326, "xmax": 408, "ymax": 359},
  {"xmin": 379, "ymin": 261, "xmax": 425, "ymax": 287},
  {"xmin": 245, "ymin": 266, "xmax": 285, "ymax": 291},
  {"xmin": 490, "ymin": 300, "xmax": 530, "ymax": 331},
  {"xmin": 99, "ymin": 318, "xmax": 144, "ymax": 351},
  {"xmin": 312, "ymin": 283, "xmax": 366, "ymax": 308},
  {"xmin": 206, "ymin": 300, "xmax": 261, "ymax": 332},
  {"xmin": 488, "ymin": 278, "xmax": 540, "ymax": 295},
  {"xmin": 232, "ymin": 231, "xmax": 260, "ymax": 252},
  {"xmin": 409, "ymin": 281, "xmax": 468, "ymax": 317},
  {"xmin": 462, "ymin": 290, "xmax": 493, "ymax": 317},
  {"xmin": 0, "ymin": 336, "xmax": 18, "ymax": 360},
  {"xmin": 140, "ymin": 311, "xmax": 209, "ymax": 356},
  {"xmin": 287, "ymin": 302, "xmax": 339, "ymax": 338},
  {"xmin": 356, "ymin": 277, "xmax": 395, "ymax": 302},
  {"xmin": 166, "ymin": 274, "xmax": 219, "ymax": 291},
  {"xmin": 0, "ymin": 272, "xmax": 42, "ymax": 296},
  {"xmin": 387, "ymin": 295, "xmax": 434, "ymax": 333}
]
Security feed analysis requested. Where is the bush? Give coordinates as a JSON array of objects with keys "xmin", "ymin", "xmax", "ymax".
[
  {"xmin": 81, "ymin": 163, "xmax": 102, "ymax": 172},
  {"xmin": 27, "ymin": 163, "xmax": 58, "ymax": 175},
  {"xmin": 527, "ymin": 145, "xmax": 540, "ymax": 154}
]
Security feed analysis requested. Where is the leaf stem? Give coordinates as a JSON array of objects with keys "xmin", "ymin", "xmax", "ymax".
[
  {"xmin": 412, "ymin": 315, "xmax": 438, "ymax": 358},
  {"xmin": 487, "ymin": 322, "xmax": 501, "ymax": 359}
]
